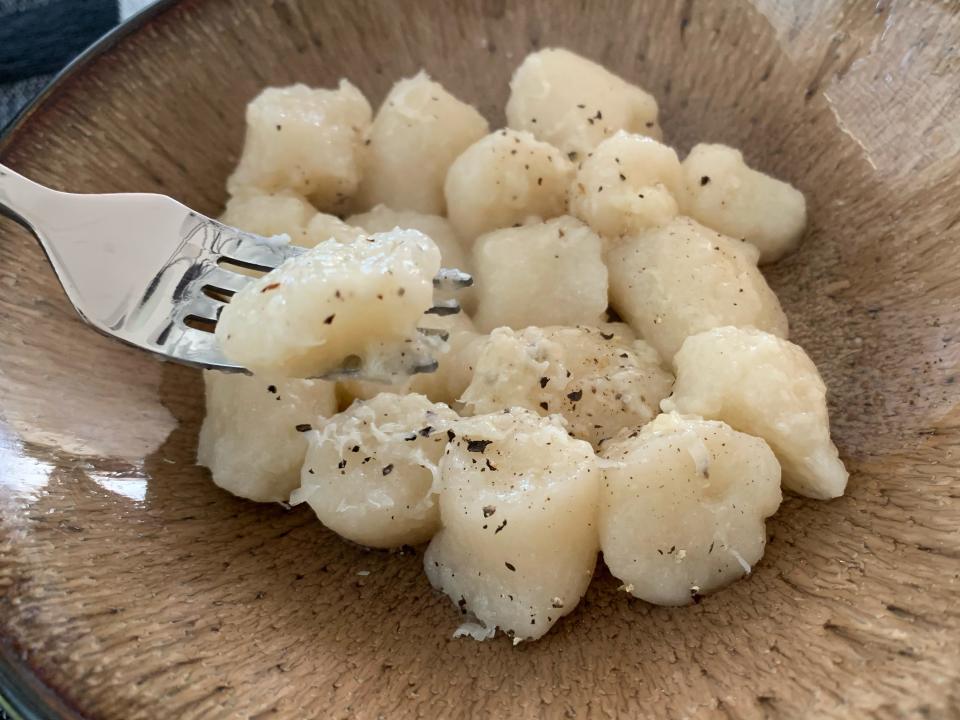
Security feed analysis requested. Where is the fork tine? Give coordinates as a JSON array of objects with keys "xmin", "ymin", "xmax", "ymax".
[
  {"xmin": 202, "ymin": 266, "xmax": 256, "ymax": 295},
  {"xmin": 177, "ymin": 295, "xmax": 224, "ymax": 322},
  {"xmin": 434, "ymin": 268, "xmax": 473, "ymax": 291},
  {"xmin": 214, "ymin": 226, "xmax": 307, "ymax": 270},
  {"xmin": 425, "ymin": 298, "xmax": 461, "ymax": 316},
  {"xmin": 417, "ymin": 327, "xmax": 450, "ymax": 342}
]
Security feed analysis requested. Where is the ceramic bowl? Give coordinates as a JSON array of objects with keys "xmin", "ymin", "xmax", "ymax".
[{"xmin": 1, "ymin": 1, "xmax": 958, "ymax": 717}]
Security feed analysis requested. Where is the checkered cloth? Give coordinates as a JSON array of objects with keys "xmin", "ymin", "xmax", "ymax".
[{"xmin": 0, "ymin": 0, "xmax": 155, "ymax": 130}]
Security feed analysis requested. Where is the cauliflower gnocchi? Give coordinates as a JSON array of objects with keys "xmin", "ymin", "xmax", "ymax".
[
  {"xmin": 348, "ymin": 204, "xmax": 475, "ymax": 312},
  {"xmin": 570, "ymin": 131, "xmax": 683, "ymax": 240},
  {"xmin": 425, "ymin": 409, "xmax": 600, "ymax": 641},
  {"xmin": 680, "ymin": 143, "xmax": 807, "ymax": 263},
  {"xmin": 462, "ymin": 325, "xmax": 673, "ymax": 446},
  {"xmin": 227, "ymin": 82, "xmax": 371, "ymax": 212},
  {"xmin": 357, "ymin": 72, "xmax": 488, "ymax": 214},
  {"xmin": 198, "ymin": 371, "xmax": 336, "ymax": 502},
  {"xmin": 599, "ymin": 413, "xmax": 782, "ymax": 605},
  {"xmin": 338, "ymin": 310, "xmax": 479, "ymax": 408},
  {"xmin": 607, "ymin": 216, "xmax": 789, "ymax": 360},
  {"xmin": 216, "ymin": 229, "xmax": 441, "ymax": 378},
  {"xmin": 472, "ymin": 216, "xmax": 608, "ymax": 332},
  {"xmin": 662, "ymin": 327, "xmax": 848, "ymax": 499},
  {"xmin": 220, "ymin": 189, "xmax": 318, "ymax": 246},
  {"xmin": 200, "ymin": 47, "xmax": 847, "ymax": 643},
  {"xmin": 292, "ymin": 393, "xmax": 457, "ymax": 548},
  {"xmin": 506, "ymin": 48, "xmax": 661, "ymax": 158},
  {"xmin": 444, "ymin": 129, "xmax": 574, "ymax": 242}
]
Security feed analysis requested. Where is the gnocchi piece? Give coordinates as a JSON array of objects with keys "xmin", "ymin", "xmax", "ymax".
[
  {"xmin": 348, "ymin": 205, "xmax": 475, "ymax": 312},
  {"xmin": 303, "ymin": 212, "xmax": 366, "ymax": 246},
  {"xmin": 197, "ymin": 371, "xmax": 336, "ymax": 502},
  {"xmin": 221, "ymin": 189, "xmax": 317, "ymax": 246},
  {"xmin": 472, "ymin": 216, "xmax": 608, "ymax": 332},
  {"xmin": 291, "ymin": 393, "xmax": 457, "ymax": 548},
  {"xmin": 408, "ymin": 313, "xmax": 484, "ymax": 407},
  {"xmin": 680, "ymin": 143, "xmax": 807, "ymax": 264},
  {"xmin": 227, "ymin": 82, "xmax": 372, "ymax": 212},
  {"xmin": 607, "ymin": 216, "xmax": 788, "ymax": 360},
  {"xmin": 357, "ymin": 72, "xmax": 489, "ymax": 214},
  {"xmin": 461, "ymin": 326, "xmax": 673, "ymax": 446},
  {"xmin": 662, "ymin": 326, "xmax": 848, "ymax": 499},
  {"xmin": 599, "ymin": 412, "xmax": 782, "ymax": 605},
  {"xmin": 505, "ymin": 48, "xmax": 661, "ymax": 159},
  {"xmin": 425, "ymin": 408, "xmax": 600, "ymax": 641},
  {"xmin": 338, "ymin": 311, "xmax": 479, "ymax": 407},
  {"xmin": 444, "ymin": 129, "xmax": 574, "ymax": 243},
  {"xmin": 570, "ymin": 131, "xmax": 683, "ymax": 240},
  {"xmin": 216, "ymin": 229, "xmax": 441, "ymax": 378}
]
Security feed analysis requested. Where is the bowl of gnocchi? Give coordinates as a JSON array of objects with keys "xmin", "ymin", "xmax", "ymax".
[{"xmin": 1, "ymin": 1, "xmax": 957, "ymax": 718}]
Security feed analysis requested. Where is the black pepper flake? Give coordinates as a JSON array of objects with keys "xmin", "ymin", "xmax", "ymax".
[
  {"xmin": 505, "ymin": 562, "xmax": 516, "ymax": 572},
  {"xmin": 552, "ymin": 599, "xmax": 564, "ymax": 609},
  {"xmin": 539, "ymin": 376, "xmax": 550, "ymax": 388},
  {"xmin": 276, "ymin": 124, "xmax": 282, "ymax": 131},
  {"xmin": 295, "ymin": 424, "xmax": 312, "ymax": 432},
  {"xmin": 351, "ymin": 445, "xmax": 360, "ymax": 453},
  {"xmin": 619, "ymin": 173, "xmax": 626, "ymax": 181},
  {"xmin": 458, "ymin": 596, "xmax": 468, "ymax": 614},
  {"xmin": 568, "ymin": 151, "xmax": 578, "ymax": 161},
  {"xmin": 700, "ymin": 175, "xmax": 711, "ymax": 186},
  {"xmin": 418, "ymin": 426, "xmax": 433, "ymax": 437},
  {"xmin": 691, "ymin": 590, "xmax": 703, "ymax": 604},
  {"xmin": 261, "ymin": 282, "xmax": 281, "ymax": 293},
  {"xmin": 466, "ymin": 439, "xmax": 494, "ymax": 453},
  {"xmin": 324, "ymin": 314, "xmax": 336, "ymax": 324},
  {"xmin": 267, "ymin": 385, "xmax": 277, "ymax": 394},
  {"xmin": 308, "ymin": 468, "xmax": 315, "ymax": 474},
  {"xmin": 447, "ymin": 429, "xmax": 456, "ymax": 442},
  {"xmin": 537, "ymin": 177, "xmax": 543, "ymax": 186},
  {"xmin": 404, "ymin": 433, "xmax": 417, "ymax": 441},
  {"xmin": 398, "ymin": 287, "xmax": 406, "ymax": 296},
  {"xmin": 619, "ymin": 352, "xmax": 630, "ymax": 358},
  {"xmin": 577, "ymin": 103, "xmax": 586, "ymax": 109},
  {"xmin": 485, "ymin": 458, "xmax": 497, "ymax": 472},
  {"xmin": 595, "ymin": 110, "xmax": 603, "ymax": 120},
  {"xmin": 495, "ymin": 519, "xmax": 507, "ymax": 534},
  {"xmin": 337, "ymin": 459, "xmax": 347, "ymax": 469},
  {"xmin": 539, "ymin": 401, "xmax": 549, "ymax": 411},
  {"xmin": 567, "ymin": 390, "xmax": 583, "ymax": 402},
  {"xmin": 382, "ymin": 464, "xmax": 394, "ymax": 476},
  {"xmin": 482, "ymin": 505, "xmax": 496, "ymax": 518},
  {"xmin": 708, "ymin": 541, "xmax": 715, "ymax": 554},
  {"xmin": 600, "ymin": 332, "xmax": 614, "ymax": 340}
]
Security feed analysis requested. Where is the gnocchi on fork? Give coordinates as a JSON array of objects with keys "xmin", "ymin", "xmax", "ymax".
[{"xmin": 0, "ymin": 163, "xmax": 470, "ymax": 381}]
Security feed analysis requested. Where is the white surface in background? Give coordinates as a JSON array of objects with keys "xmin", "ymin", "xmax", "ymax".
[{"xmin": 120, "ymin": 0, "xmax": 156, "ymax": 20}]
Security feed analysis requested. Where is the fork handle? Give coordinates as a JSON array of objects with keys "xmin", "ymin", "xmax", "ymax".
[{"xmin": 0, "ymin": 162, "xmax": 60, "ymax": 234}]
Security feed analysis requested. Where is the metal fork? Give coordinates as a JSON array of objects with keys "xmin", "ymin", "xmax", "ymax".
[{"xmin": 0, "ymin": 163, "xmax": 471, "ymax": 378}]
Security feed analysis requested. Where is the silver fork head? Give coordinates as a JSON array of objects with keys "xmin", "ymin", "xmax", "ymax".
[{"xmin": 0, "ymin": 165, "xmax": 467, "ymax": 378}]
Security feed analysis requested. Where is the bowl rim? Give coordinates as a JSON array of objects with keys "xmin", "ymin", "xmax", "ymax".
[
  {"xmin": 0, "ymin": 0, "xmax": 176, "ymax": 149},
  {"xmin": 0, "ymin": 3, "xmax": 177, "ymax": 717}
]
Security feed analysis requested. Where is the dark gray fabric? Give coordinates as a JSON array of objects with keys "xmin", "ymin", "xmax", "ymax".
[{"xmin": 0, "ymin": 0, "xmax": 121, "ymax": 129}]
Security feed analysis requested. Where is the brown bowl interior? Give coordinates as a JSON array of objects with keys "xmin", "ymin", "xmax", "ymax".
[{"xmin": 1, "ymin": 1, "xmax": 959, "ymax": 718}]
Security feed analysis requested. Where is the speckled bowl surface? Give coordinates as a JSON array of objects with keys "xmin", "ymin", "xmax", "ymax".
[{"xmin": 1, "ymin": 1, "xmax": 958, "ymax": 718}]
